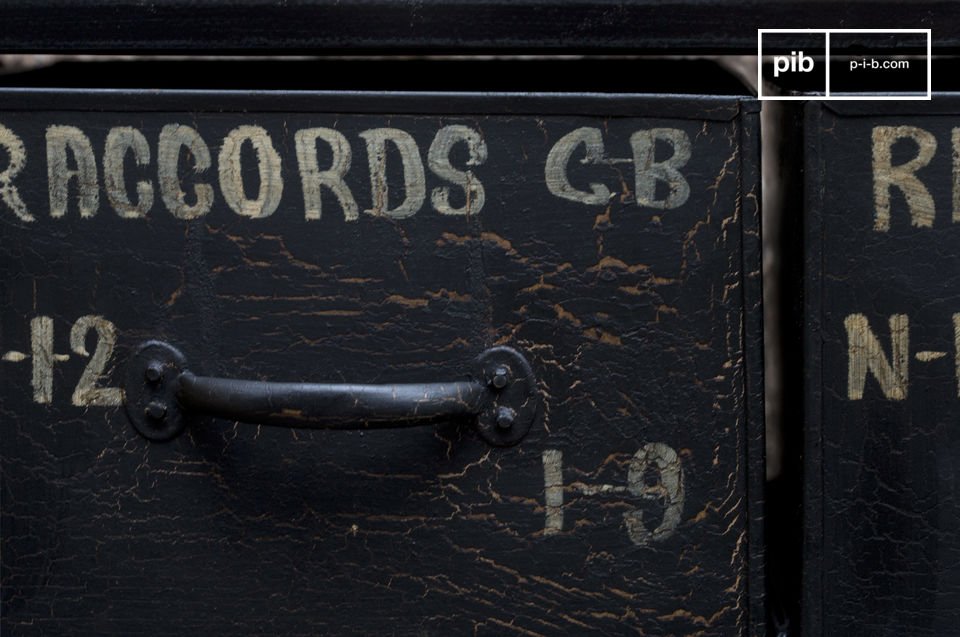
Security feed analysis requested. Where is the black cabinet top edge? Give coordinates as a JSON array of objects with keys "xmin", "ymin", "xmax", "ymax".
[
  {"xmin": 0, "ymin": 88, "xmax": 754, "ymax": 120},
  {"xmin": 0, "ymin": 1, "xmax": 959, "ymax": 53},
  {"xmin": 818, "ymin": 94, "xmax": 960, "ymax": 116}
]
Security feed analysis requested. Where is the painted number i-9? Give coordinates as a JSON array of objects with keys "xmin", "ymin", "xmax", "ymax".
[{"xmin": 542, "ymin": 443, "xmax": 685, "ymax": 545}]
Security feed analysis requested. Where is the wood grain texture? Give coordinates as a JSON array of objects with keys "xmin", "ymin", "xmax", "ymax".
[
  {"xmin": 804, "ymin": 96, "xmax": 960, "ymax": 636},
  {"xmin": 0, "ymin": 91, "xmax": 762, "ymax": 635}
]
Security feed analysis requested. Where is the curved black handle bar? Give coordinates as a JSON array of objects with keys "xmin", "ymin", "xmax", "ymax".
[
  {"xmin": 179, "ymin": 374, "xmax": 486, "ymax": 427},
  {"xmin": 124, "ymin": 341, "xmax": 538, "ymax": 447}
]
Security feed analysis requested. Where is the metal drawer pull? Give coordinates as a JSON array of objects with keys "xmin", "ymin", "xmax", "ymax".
[{"xmin": 124, "ymin": 341, "xmax": 538, "ymax": 447}]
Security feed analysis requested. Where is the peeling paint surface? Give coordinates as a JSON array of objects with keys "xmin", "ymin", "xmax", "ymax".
[{"xmin": 0, "ymin": 99, "xmax": 762, "ymax": 635}]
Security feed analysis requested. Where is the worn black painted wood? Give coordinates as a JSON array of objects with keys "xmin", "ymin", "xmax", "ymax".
[
  {"xmin": 0, "ymin": 86, "xmax": 762, "ymax": 635},
  {"xmin": 803, "ymin": 97, "xmax": 960, "ymax": 636},
  {"xmin": 0, "ymin": 0, "xmax": 957, "ymax": 53}
]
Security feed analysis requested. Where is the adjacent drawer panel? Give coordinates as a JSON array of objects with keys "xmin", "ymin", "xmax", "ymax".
[
  {"xmin": 0, "ymin": 91, "xmax": 763, "ymax": 635},
  {"xmin": 804, "ymin": 98, "xmax": 960, "ymax": 636}
]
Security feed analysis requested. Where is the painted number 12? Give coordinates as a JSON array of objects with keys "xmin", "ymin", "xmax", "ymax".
[{"xmin": 2, "ymin": 315, "xmax": 123, "ymax": 406}]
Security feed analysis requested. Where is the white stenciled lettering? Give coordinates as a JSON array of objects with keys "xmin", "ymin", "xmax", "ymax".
[
  {"xmin": 953, "ymin": 313, "xmax": 960, "ymax": 398},
  {"xmin": 544, "ymin": 127, "xmax": 611, "ymax": 205},
  {"xmin": 20, "ymin": 316, "xmax": 70, "ymax": 404},
  {"xmin": 5, "ymin": 315, "xmax": 122, "ymax": 406},
  {"xmin": 953, "ymin": 128, "xmax": 960, "ymax": 225},
  {"xmin": 630, "ymin": 128, "xmax": 691, "ymax": 210},
  {"xmin": 542, "ymin": 443, "xmax": 685, "ymax": 544},
  {"xmin": 623, "ymin": 442, "xmax": 685, "ymax": 545},
  {"xmin": 30, "ymin": 316, "xmax": 55, "ymax": 404},
  {"xmin": 104, "ymin": 127, "xmax": 154, "ymax": 218},
  {"xmin": 70, "ymin": 315, "xmax": 123, "ymax": 407},
  {"xmin": 218, "ymin": 125, "xmax": 284, "ymax": 219},
  {"xmin": 158, "ymin": 124, "xmax": 214, "ymax": 219},
  {"xmin": 542, "ymin": 449, "xmax": 564, "ymax": 536},
  {"xmin": 360, "ymin": 128, "xmax": 426, "ymax": 218},
  {"xmin": 428, "ymin": 125, "xmax": 487, "ymax": 216},
  {"xmin": 0, "ymin": 124, "xmax": 31, "ymax": 221},
  {"xmin": 872, "ymin": 125, "xmax": 937, "ymax": 232},
  {"xmin": 846, "ymin": 313, "xmax": 909, "ymax": 400},
  {"xmin": 295, "ymin": 127, "xmax": 359, "ymax": 222},
  {"xmin": 47, "ymin": 125, "xmax": 99, "ymax": 218}
]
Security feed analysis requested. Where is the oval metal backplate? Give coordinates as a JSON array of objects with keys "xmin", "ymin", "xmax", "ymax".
[
  {"xmin": 124, "ymin": 341, "xmax": 189, "ymax": 441},
  {"xmin": 472, "ymin": 346, "xmax": 539, "ymax": 447}
]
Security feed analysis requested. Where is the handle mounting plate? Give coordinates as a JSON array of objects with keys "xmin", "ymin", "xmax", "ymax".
[
  {"xmin": 125, "ymin": 341, "xmax": 188, "ymax": 441},
  {"xmin": 472, "ymin": 346, "xmax": 538, "ymax": 447}
]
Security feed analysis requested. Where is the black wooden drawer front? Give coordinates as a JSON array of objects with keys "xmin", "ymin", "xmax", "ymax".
[
  {"xmin": 0, "ymin": 91, "xmax": 762, "ymax": 635},
  {"xmin": 804, "ymin": 97, "xmax": 960, "ymax": 636}
]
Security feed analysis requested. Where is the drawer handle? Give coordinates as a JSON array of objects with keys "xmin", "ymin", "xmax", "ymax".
[{"xmin": 123, "ymin": 341, "xmax": 538, "ymax": 447}]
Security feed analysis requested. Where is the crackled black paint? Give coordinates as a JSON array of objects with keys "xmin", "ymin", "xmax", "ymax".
[
  {"xmin": 0, "ymin": 91, "xmax": 762, "ymax": 635},
  {"xmin": 804, "ymin": 98, "xmax": 960, "ymax": 637}
]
